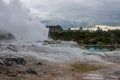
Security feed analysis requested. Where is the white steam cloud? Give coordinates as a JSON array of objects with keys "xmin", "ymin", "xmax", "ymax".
[{"xmin": 0, "ymin": 0, "xmax": 48, "ymax": 41}]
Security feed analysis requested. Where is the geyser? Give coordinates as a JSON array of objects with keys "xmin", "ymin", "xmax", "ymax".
[{"xmin": 0, "ymin": 0, "xmax": 48, "ymax": 41}]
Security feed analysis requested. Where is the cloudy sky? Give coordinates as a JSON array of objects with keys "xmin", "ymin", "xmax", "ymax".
[
  {"xmin": 19, "ymin": 0, "xmax": 120, "ymax": 27},
  {"xmin": 0, "ymin": 0, "xmax": 120, "ymax": 41},
  {"xmin": 1, "ymin": 0, "xmax": 120, "ymax": 28}
]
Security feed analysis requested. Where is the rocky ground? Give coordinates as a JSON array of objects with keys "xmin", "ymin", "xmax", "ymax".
[{"xmin": 0, "ymin": 41, "xmax": 120, "ymax": 80}]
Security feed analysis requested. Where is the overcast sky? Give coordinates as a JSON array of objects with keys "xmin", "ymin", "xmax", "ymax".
[
  {"xmin": 1, "ymin": 0, "xmax": 120, "ymax": 27},
  {"xmin": 19, "ymin": 0, "xmax": 120, "ymax": 27}
]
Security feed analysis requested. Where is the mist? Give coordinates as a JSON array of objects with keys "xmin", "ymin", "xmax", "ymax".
[{"xmin": 0, "ymin": 0, "xmax": 48, "ymax": 41}]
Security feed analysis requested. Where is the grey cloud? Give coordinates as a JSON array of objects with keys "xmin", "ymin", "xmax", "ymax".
[{"xmin": 27, "ymin": 0, "xmax": 120, "ymax": 27}]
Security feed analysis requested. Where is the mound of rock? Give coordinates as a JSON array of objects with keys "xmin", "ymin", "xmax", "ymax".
[
  {"xmin": 0, "ymin": 31, "xmax": 15, "ymax": 42},
  {"xmin": 0, "ymin": 57, "xmax": 26, "ymax": 66}
]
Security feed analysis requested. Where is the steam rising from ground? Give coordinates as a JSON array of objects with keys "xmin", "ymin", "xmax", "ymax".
[
  {"xmin": 0, "ymin": 0, "xmax": 48, "ymax": 41},
  {"xmin": 0, "ymin": 41, "xmax": 105, "ymax": 62}
]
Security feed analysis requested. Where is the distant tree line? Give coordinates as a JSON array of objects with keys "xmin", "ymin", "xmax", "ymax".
[{"xmin": 50, "ymin": 29, "xmax": 120, "ymax": 46}]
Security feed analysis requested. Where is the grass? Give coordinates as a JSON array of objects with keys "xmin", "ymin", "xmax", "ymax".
[{"xmin": 71, "ymin": 63, "xmax": 105, "ymax": 72}]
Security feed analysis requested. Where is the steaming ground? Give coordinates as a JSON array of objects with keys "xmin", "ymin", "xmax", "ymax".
[
  {"xmin": 0, "ymin": 40, "xmax": 106, "ymax": 62},
  {"xmin": 0, "ymin": 40, "xmax": 120, "ymax": 63},
  {"xmin": 0, "ymin": 40, "xmax": 120, "ymax": 80}
]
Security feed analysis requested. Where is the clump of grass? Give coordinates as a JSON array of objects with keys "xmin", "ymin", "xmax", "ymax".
[{"xmin": 71, "ymin": 63, "xmax": 104, "ymax": 72}]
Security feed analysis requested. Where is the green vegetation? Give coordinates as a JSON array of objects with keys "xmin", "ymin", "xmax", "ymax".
[{"xmin": 50, "ymin": 30, "xmax": 120, "ymax": 46}]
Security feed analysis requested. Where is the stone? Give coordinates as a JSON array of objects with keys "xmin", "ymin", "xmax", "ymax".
[
  {"xmin": 0, "ymin": 59, "xmax": 4, "ymax": 65},
  {"xmin": 26, "ymin": 68, "xmax": 38, "ymax": 75},
  {"xmin": 4, "ymin": 57, "xmax": 26, "ymax": 66}
]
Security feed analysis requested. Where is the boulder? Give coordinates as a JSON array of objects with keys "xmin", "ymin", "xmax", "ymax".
[
  {"xmin": 26, "ymin": 68, "xmax": 38, "ymax": 75},
  {"xmin": 0, "ymin": 57, "xmax": 26, "ymax": 66}
]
